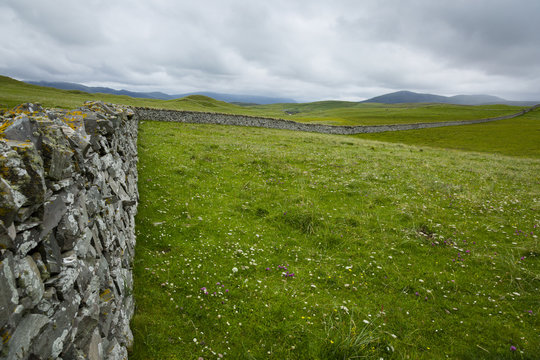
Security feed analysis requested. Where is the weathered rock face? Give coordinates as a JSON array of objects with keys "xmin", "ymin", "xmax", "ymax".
[{"xmin": 0, "ymin": 102, "xmax": 138, "ymax": 360}]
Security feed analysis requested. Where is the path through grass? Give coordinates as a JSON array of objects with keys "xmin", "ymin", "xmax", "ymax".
[{"xmin": 132, "ymin": 121, "xmax": 539, "ymax": 359}]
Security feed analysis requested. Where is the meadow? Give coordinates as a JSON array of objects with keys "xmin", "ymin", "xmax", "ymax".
[{"xmin": 132, "ymin": 121, "xmax": 539, "ymax": 359}]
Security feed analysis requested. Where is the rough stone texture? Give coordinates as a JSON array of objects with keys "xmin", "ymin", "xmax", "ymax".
[
  {"xmin": 134, "ymin": 104, "xmax": 540, "ymax": 135},
  {"xmin": 6, "ymin": 313, "xmax": 49, "ymax": 360},
  {"xmin": 0, "ymin": 102, "xmax": 138, "ymax": 359}
]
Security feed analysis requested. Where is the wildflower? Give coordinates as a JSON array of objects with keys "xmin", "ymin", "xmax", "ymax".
[
  {"xmin": 232, "ymin": 267, "xmax": 238, "ymax": 273},
  {"xmin": 510, "ymin": 345, "xmax": 517, "ymax": 351}
]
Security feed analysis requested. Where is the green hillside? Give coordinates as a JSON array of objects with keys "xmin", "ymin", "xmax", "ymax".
[
  {"xmin": 0, "ymin": 75, "xmax": 527, "ymax": 126},
  {"xmin": 0, "ymin": 75, "xmax": 246, "ymax": 113}
]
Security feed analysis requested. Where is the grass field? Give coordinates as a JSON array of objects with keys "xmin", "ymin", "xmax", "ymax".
[
  {"xmin": 3, "ymin": 74, "xmax": 539, "ymax": 358},
  {"xmin": 356, "ymin": 108, "xmax": 540, "ymax": 158},
  {"xmin": 0, "ymin": 75, "xmax": 527, "ymax": 126},
  {"xmin": 246, "ymin": 102, "xmax": 526, "ymax": 126},
  {"xmin": 131, "ymin": 121, "xmax": 540, "ymax": 359}
]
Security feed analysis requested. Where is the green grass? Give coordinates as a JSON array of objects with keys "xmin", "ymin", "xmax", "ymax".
[
  {"xmin": 131, "ymin": 121, "xmax": 540, "ymax": 359},
  {"xmin": 355, "ymin": 108, "xmax": 540, "ymax": 158},
  {"xmin": 248, "ymin": 101, "xmax": 527, "ymax": 126},
  {"xmin": 0, "ymin": 75, "xmax": 527, "ymax": 126}
]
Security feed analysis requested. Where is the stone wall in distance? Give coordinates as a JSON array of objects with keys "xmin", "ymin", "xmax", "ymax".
[{"xmin": 134, "ymin": 105, "xmax": 538, "ymax": 135}]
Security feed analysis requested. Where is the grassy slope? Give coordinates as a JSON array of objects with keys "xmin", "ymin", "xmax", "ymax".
[
  {"xmin": 132, "ymin": 121, "xmax": 540, "ymax": 359},
  {"xmin": 0, "ymin": 75, "xmax": 247, "ymax": 113},
  {"xmin": 0, "ymin": 75, "xmax": 526, "ymax": 126},
  {"xmin": 355, "ymin": 108, "xmax": 540, "ymax": 158}
]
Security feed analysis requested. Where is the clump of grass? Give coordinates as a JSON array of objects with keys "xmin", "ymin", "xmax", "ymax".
[{"xmin": 321, "ymin": 309, "xmax": 383, "ymax": 359}]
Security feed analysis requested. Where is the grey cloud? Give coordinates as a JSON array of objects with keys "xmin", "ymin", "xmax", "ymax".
[
  {"xmin": 0, "ymin": 0, "xmax": 539, "ymax": 101},
  {"xmin": 4, "ymin": 0, "xmax": 108, "ymax": 46}
]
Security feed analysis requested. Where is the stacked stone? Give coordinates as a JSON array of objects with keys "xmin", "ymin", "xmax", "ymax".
[
  {"xmin": 134, "ymin": 105, "xmax": 538, "ymax": 135},
  {"xmin": 0, "ymin": 102, "xmax": 138, "ymax": 360}
]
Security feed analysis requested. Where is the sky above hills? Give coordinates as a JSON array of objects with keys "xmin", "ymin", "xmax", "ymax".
[{"xmin": 1, "ymin": 0, "xmax": 539, "ymax": 102}]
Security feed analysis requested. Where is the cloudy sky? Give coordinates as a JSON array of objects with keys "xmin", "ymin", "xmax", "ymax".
[{"xmin": 1, "ymin": 0, "xmax": 539, "ymax": 102}]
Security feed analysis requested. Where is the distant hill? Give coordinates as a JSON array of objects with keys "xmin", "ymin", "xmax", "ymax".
[
  {"xmin": 364, "ymin": 90, "xmax": 538, "ymax": 106},
  {"xmin": 177, "ymin": 91, "xmax": 295, "ymax": 105},
  {"xmin": 26, "ymin": 80, "xmax": 172, "ymax": 100},
  {"xmin": 25, "ymin": 80, "xmax": 296, "ymax": 105}
]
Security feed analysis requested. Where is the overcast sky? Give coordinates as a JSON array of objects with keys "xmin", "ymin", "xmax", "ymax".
[{"xmin": 1, "ymin": 0, "xmax": 539, "ymax": 102}]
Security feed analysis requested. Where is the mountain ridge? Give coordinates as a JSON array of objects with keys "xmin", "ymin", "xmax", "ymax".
[
  {"xmin": 363, "ymin": 90, "xmax": 538, "ymax": 106},
  {"xmin": 22, "ymin": 80, "xmax": 539, "ymax": 106},
  {"xmin": 25, "ymin": 80, "xmax": 296, "ymax": 105}
]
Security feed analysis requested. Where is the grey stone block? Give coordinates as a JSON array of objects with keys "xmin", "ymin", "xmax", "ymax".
[
  {"xmin": 87, "ymin": 329, "xmax": 103, "ymax": 360},
  {"xmin": 30, "ymin": 290, "xmax": 81, "ymax": 359},
  {"xmin": 15, "ymin": 228, "xmax": 40, "ymax": 256},
  {"xmin": 16, "ymin": 256, "xmax": 44, "ymax": 308},
  {"xmin": 0, "ymin": 252, "xmax": 19, "ymax": 330},
  {"xmin": 6, "ymin": 313, "xmax": 48, "ymax": 360},
  {"xmin": 40, "ymin": 195, "xmax": 68, "ymax": 239},
  {"xmin": 0, "ymin": 178, "xmax": 19, "ymax": 227},
  {"xmin": 1, "ymin": 115, "xmax": 39, "ymax": 146},
  {"xmin": 0, "ymin": 220, "xmax": 16, "ymax": 250},
  {"xmin": 37, "ymin": 232, "xmax": 62, "ymax": 275}
]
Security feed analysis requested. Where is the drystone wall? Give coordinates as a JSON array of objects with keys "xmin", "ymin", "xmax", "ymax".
[
  {"xmin": 0, "ymin": 102, "xmax": 138, "ymax": 360},
  {"xmin": 134, "ymin": 104, "xmax": 539, "ymax": 135}
]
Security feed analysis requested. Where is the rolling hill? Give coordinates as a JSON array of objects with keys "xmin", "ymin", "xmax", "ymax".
[
  {"xmin": 25, "ymin": 80, "xmax": 296, "ymax": 104},
  {"xmin": 364, "ymin": 90, "xmax": 538, "ymax": 106}
]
